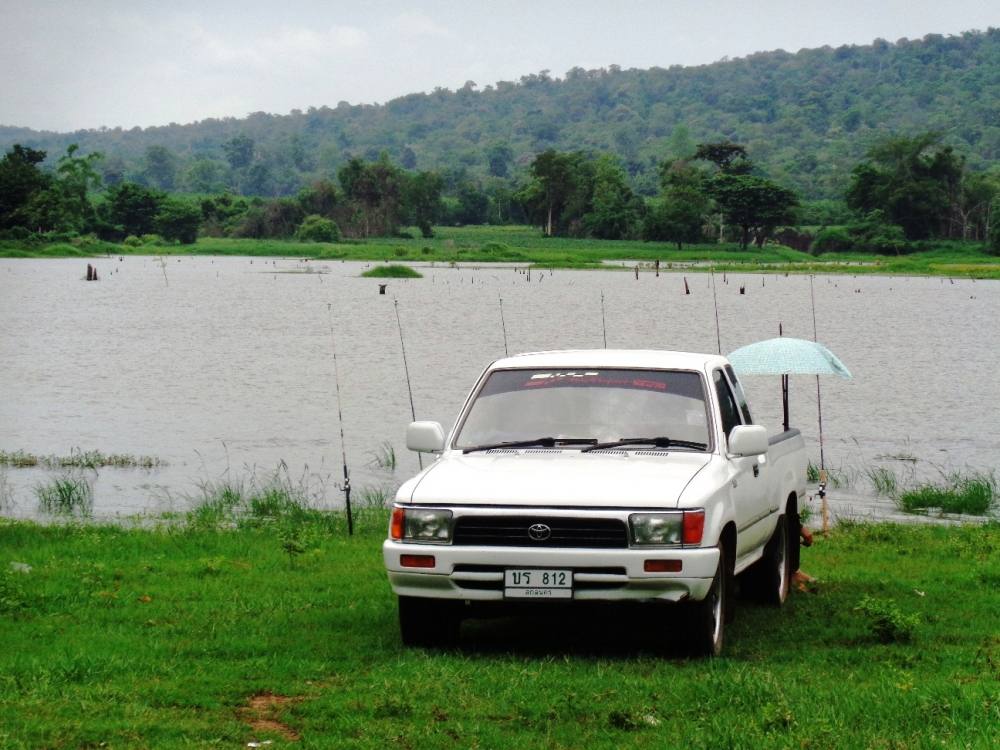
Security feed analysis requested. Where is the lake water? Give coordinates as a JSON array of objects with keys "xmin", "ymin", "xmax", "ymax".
[{"xmin": 1, "ymin": 256, "xmax": 998, "ymax": 519}]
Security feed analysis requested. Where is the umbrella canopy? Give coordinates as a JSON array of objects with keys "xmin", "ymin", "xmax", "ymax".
[{"xmin": 728, "ymin": 337, "xmax": 852, "ymax": 379}]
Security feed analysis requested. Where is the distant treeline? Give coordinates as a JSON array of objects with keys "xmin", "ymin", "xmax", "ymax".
[
  {"xmin": 2, "ymin": 30, "xmax": 1000, "ymax": 202},
  {"xmin": 1, "ymin": 133, "xmax": 998, "ymax": 254}
]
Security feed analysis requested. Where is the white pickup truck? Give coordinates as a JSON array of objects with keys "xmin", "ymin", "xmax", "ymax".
[{"xmin": 383, "ymin": 349, "xmax": 807, "ymax": 655}]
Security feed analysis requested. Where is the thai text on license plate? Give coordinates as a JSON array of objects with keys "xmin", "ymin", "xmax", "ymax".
[{"xmin": 504, "ymin": 568, "xmax": 573, "ymax": 599}]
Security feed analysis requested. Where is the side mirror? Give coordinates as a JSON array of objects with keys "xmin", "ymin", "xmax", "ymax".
[
  {"xmin": 728, "ymin": 425, "xmax": 768, "ymax": 457},
  {"xmin": 406, "ymin": 421, "xmax": 446, "ymax": 453}
]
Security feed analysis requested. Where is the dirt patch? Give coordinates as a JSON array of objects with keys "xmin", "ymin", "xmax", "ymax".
[{"xmin": 239, "ymin": 693, "xmax": 302, "ymax": 742}]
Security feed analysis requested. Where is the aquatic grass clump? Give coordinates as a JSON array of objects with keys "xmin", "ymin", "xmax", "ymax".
[
  {"xmin": 0, "ymin": 448, "xmax": 163, "ymax": 469},
  {"xmin": 897, "ymin": 472, "xmax": 997, "ymax": 515},
  {"xmin": 35, "ymin": 474, "xmax": 93, "ymax": 516},
  {"xmin": 866, "ymin": 466, "xmax": 900, "ymax": 497},
  {"xmin": 361, "ymin": 264, "xmax": 422, "ymax": 278}
]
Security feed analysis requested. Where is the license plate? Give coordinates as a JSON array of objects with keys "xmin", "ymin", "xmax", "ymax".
[{"xmin": 504, "ymin": 568, "xmax": 573, "ymax": 599}]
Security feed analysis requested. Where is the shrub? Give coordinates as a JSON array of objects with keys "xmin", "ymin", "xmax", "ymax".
[
  {"xmin": 123, "ymin": 235, "xmax": 142, "ymax": 247},
  {"xmin": 855, "ymin": 595, "xmax": 919, "ymax": 643},
  {"xmin": 296, "ymin": 214, "xmax": 340, "ymax": 243},
  {"xmin": 811, "ymin": 227, "xmax": 854, "ymax": 253}
]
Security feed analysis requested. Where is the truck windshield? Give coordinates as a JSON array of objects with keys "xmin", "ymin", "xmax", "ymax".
[{"xmin": 454, "ymin": 369, "xmax": 710, "ymax": 451}]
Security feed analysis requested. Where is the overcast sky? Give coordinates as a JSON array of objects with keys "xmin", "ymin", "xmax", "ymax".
[{"xmin": 2, "ymin": 0, "xmax": 997, "ymax": 132}]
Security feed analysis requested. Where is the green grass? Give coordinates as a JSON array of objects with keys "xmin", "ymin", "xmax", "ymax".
[
  {"xmin": 898, "ymin": 473, "xmax": 997, "ymax": 515},
  {"xmin": 3, "ymin": 227, "xmax": 998, "ymax": 279},
  {"xmin": 0, "ymin": 518, "xmax": 997, "ymax": 748},
  {"xmin": 360, "ymin": 264, "xmax": 423, "ymax": 278}
]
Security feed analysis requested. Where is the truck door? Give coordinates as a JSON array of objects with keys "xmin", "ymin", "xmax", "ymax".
[{"xmin": 713, "ymin": 369, "xmax": 770, "ymax": 560}]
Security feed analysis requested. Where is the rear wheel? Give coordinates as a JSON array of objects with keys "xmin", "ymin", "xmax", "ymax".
[
  {"xmin": 749, "ymin": 515, "xmax": 791, "ymax": 606},
  {"xmin": 688, "ymin": 546, "xmax": 727, "ymax": 657},
  {"xmin": 398, "ymin": 596, "xmax": 461, "ymax": 648}
]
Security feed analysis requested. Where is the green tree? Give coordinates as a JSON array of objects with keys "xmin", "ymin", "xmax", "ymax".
[
  {"xmin": 644, "ymin": 161, "xmax": 710, "ymax": 248},
  {"xmin": 102, "ymin": 182, "xmax": 165, "ymax": 238},
  {"xmin": 582, "ymin": 155, "xmax": 644, "ymax": 239},
  {"xmin": 707, "ymin": 173, "xmax": 799, "ymax": 248},
  {"xmin": 520, "ymin": 150, "xmax": 581, "ymax": 236},
  {"xmin": 223, "ymin": 135, "xmax": 255, "ymax": 169},
  {"xmin": 0, "ymin": 144, "xmax": 50, "ymax": 229},
  {"xmin": 184, "ymin": 159, "xmax": 228, "ymax": 193},
  {"xmin": 156, "ymin": 197, "xmax": 202, "ymax": 244},
  {"xmin": 486, "ymin": 143, "xmax": 514, "ymax": 178},
  {"xmin": 404, "ymin": 171, "xmax": 443, "ymax": 237},
  {"xmin": 845, "ymin": 133, "xmax": 964, "ymax": 240},
  {"xmin": 142, "ymin": 145, "xmax": 178, "ymax": 190},
  {"xmin": 694, "ymin": 142, "xmax": 753, "ymax": 174}
]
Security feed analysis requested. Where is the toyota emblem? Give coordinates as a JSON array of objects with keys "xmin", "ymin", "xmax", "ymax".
[{"xmin": 528, "ymin": 523, "xmax": 552, "ymax": 541}]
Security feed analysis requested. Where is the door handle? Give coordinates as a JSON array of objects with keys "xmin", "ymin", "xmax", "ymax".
[{"xmin": 753, "ymin": 464, "xmax": 760, "ymax": 478}]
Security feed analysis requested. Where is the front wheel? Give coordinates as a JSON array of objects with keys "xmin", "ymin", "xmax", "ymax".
[
  {"xmin": 688, "ymin": 546, "xmax": 727, "ymax": 657},
  {"xmin": 398, "ymin": 596, "xmax": 461, "ymax": 648}
]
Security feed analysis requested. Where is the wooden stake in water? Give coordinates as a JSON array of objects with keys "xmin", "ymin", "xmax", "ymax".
[
  {"xmin": 326, "ymin": 303, "xmax": 353, "ymax": 536},
  {"xmin": 394, "ymin": 299, "xmax": 422, "ymax": 470},
  {"xmin": 600, "ymin": 291, "xmax": 607, "ymax": 349},
  {"xmin": 498, "ymin": 291, "xmax": 509, "ymax": 356}
]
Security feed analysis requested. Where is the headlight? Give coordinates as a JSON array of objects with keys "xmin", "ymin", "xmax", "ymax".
[
  {"xmin": 630, "ymin": 512, "xmax": 683, "ymax": 545},
  {"xmin": 391, "ymin": 507, "xmax": 453, "ymax": 544}
]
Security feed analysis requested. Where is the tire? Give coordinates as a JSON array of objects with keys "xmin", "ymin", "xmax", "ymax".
[
  {"xmin": 688, "ymin": 546, "xmax": 727, "ymax": 657},
  {"xmin": 398, "ymin": 596, "xmax": 460, "ymax": 648},
  {"xmin": 751, "ymin": 514, "xmax": 791, "ymax": 606}
]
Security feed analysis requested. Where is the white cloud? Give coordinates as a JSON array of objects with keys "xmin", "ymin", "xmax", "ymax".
[{"xmin": 392, "ymin": 11, "xmax": 449, "ymax": 37}]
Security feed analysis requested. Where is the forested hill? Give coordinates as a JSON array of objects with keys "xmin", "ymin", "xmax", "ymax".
[{"xmin": 3, "ymin": 29, "xmax": 998, "ymax": 200}]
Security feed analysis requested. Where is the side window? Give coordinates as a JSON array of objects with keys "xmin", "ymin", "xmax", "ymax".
[
  {"xmin": 713, "ymin": 369, "xmax": 741, "ymax": 443},
  {"xmin": 725, "ymin": 365, "xmax": 753, "ymax": 424}
]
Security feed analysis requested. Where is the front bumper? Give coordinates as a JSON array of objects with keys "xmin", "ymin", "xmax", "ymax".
[{"xmin": 383, "ymin": 541, "xmax": 720, "ymax": 603}]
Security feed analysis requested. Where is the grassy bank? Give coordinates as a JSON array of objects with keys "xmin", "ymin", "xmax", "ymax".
[
  {"xmin": 1, "ymin": 515, "xmax": 997, "ymax": 749},
  {"xmin": 3, "ymin": 226, "xmax": 999, "ymax": 279}
]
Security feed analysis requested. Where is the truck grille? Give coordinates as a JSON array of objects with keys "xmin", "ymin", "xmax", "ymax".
[{"xmin": 452, "ymin": 516, "xmax": 628, "ymax": 548}]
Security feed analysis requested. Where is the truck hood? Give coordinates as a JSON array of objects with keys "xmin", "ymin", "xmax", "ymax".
[{"xmin": 404, "ymin": 450, "xmax": 712, "ymax": 508}]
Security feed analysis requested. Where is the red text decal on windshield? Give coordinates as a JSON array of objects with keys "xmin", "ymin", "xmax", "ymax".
[{"xmin": 522, "ymin": 372, "xmax": 668, "ymax": 391}]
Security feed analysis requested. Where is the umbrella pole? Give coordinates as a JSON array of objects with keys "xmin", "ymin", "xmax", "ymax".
[{"xmin": 781, "ymin": 374, "xmax": 789, "ymax": 432}]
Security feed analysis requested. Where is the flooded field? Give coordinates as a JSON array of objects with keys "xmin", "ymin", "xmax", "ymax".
[{"xmin": 1, "ymin": 256, "xmax": 998, "ymax": 519}]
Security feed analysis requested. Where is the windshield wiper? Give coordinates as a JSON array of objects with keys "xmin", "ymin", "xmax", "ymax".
[
  {"xmin": 581, "ymin": 437, "xmax": 708, "ymax": 453},
  {"xmin": 462, "ymin": 437, "xmax": 598, "ymax": 454}
]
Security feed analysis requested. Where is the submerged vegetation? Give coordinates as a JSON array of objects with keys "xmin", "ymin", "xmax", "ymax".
[
  {"xmin": 0, "ymin": 518, "xmax": 995, "ymax": 747},
  {"xmin": 864, "ymin": 464, "xmax": 997, "ymax": 516},
  {"xmin": 0, "ymin": 448, "xmax": 163, "ymax": 470}
]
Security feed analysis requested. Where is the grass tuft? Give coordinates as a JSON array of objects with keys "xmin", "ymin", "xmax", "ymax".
[
  {"xmin": 866, "ymin": 466, "xmax": 900, "ymax": 497},
  {"xmin": 897, "ymin": 472, "xmax": 997, "ymax": 515},
  {"xmin": 34, "ymin": 474, "xmax": 93, "ymax": 516},
  {"xmin": 361, "ymin": 264, "xmax": 422, "ymax": 278}
]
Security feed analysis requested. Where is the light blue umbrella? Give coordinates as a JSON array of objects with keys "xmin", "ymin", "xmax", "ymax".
[
  {"xmin": 728, "ymin": 338, "xmax": 851, "ymax": 462},
  {"xmin": 728, "ymin": 338, "xmax": 851, "ymax": 379}
]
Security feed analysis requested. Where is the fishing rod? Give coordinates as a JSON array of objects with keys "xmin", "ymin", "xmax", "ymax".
[
  {"xmin": 394, "ymin": 298, "xmax": 422, "ymax": 470},
  {"xmin": 710, "ymin": 265, "xmax": 722, "ymax": 355},
  {"xmin": 327, "ymin": 303, "xmax": 353, "ymax": 535},
  {"xmin": 498, "ymin": 291, "xmax": 508, "ymax": 356}
]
